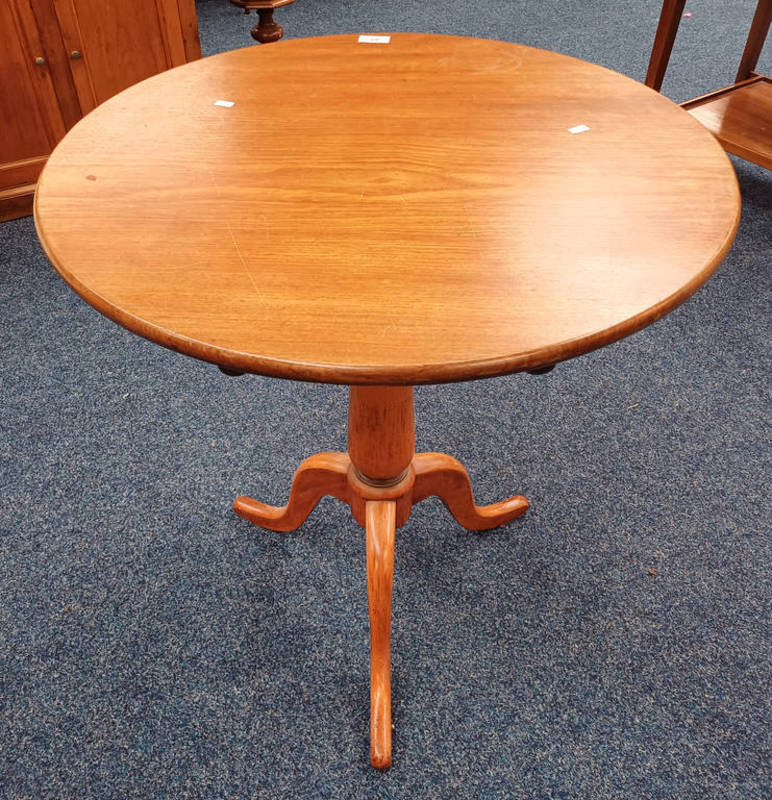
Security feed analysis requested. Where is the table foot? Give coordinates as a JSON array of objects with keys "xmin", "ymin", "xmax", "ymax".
[
  {"xmin": 233, "ymin": 452, "xmax": 350, "ymax": 532},
  {"xmin": 412, "ymin": 452, "xmax": 529, "ymax": 530},
  {"xmin": 365, "ymin": 500, "xmax": 396, "ymax": 769}
]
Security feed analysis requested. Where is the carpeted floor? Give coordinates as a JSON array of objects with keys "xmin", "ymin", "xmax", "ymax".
[{"xmin": 1, "ymin": 1, "xmax": 770, "ymax": 797}]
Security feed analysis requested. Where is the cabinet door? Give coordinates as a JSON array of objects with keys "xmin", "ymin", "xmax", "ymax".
[
  {"xmin": 0, "ymin": 0, "xmax": 67, "ymax": 191},
  {"xmin": 51, "ymin": 0, "xmax": 200, "ymax": 114}
]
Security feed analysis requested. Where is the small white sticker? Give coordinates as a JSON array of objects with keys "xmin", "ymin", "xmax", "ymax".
[
  {"xmin": 214, "ymin": 99, "xmax": 235, "ymax": 108},
  {"xmin": 358, "ymin": 35, "xmax": 391, "ymax": 44},
  {"xmin": 568, "ymin": 124, "xmax": 590, "ymax": 134}
]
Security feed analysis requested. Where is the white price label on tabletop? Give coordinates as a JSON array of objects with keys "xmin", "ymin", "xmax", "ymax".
[{"xmin": 358, "ymin": 35, "xmax": 391, "ymax": 44}]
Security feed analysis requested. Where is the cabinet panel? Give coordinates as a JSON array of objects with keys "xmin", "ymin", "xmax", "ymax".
[
  {"xmin": 0, "ymin": 0, "xmax": 66, "ymax": 187},
  {"xmin": 28, "ymin": 0, "xmax": 87, "ymax": 130},
  {"xmin": 52, "ymin": 0, "xmax": 172, "ymax": 112},
  {"xmin": 176, "ymin": 0, "xmax": 202, "ymax": 62}
]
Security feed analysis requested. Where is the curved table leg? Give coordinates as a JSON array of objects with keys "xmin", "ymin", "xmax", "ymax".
[
  {"xmin": 233, "ymin": 452, "xmax": 351, "ymax": 532},
  {"xmin": 366, "ymin": 500, "xmax": 396, "ymax": 769},
  {"xmin": 412, "ymin": 452, "xmax": 529, "ymax": 530},
  {"xmin": 232, "ymin": 387, "xmax": 529, "ymax": 768}
]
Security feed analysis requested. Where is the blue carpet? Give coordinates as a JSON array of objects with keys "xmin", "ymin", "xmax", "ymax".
[{"xmin": 1, "ymin": 1, "xmax": 770, "ymax": 797}]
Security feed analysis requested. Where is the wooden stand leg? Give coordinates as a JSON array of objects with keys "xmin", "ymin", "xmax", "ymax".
[
  {"xmin": 251, "ymin": 8, "xmax": 284, "ymax": 43},
  {"xmin": 233, "ymin": 384, "xmax": 528, "ymax": 768},
  {"xmin": 412, "ymin": 452, "xmax": 529, "ymax": 530},
  {"xmin": 645, "ymin": 0, "xmax": 687, "ymax": 91},
  {"xmin": 349, "ymin": 387, "xmax": 413, "ymax": 769},
  {"xmin": 233, "ymin": 452, "xmax": 350, "ymax": 531},
  {"xmin": 365, "ymin": 500, "xmax": 396, "ymax": 769},
  {"xmin": 735, "ymin": 0, "xmax": 772, "ymax": 82}
]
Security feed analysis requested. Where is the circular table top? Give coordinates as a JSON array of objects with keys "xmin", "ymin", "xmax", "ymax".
[{"xmin": 35, "ymin": 34, "xmax": 740, "ymax": 385}]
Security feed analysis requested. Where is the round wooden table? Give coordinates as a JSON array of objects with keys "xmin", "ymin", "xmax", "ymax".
[{"xmin": 34, "ymin": 34, "xmax": 740, "ymax": 768}]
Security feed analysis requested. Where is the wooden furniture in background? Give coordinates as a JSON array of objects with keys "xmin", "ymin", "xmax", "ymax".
[
  {"xmin": 646, "ymin": 0, "xmax": 771, "ymax": 169},
  {"xmin": 0, "ymin": 0, "xmax": 201, "ymax": 221},
  {"xmin": 228, "ymin": 0, "xmax": 296, "ymax": 43},
  {"xmin": 0, "ymin": 1, "xmax": 67, "ymax": 221},
  {"xmin": 35, "ymin": 34, "xmax": 740, "ymax": 767}
]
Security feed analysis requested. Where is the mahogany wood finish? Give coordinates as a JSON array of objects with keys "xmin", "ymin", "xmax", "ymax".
[
  {"xmin": 0, "ymin": 0, "xmax": 67, "ymax": 220},
  {"xmin": 0, "ymin": 186, "xmax": 37, "ymax": 223},
  {"xmin": 0, "ymin": 0, "xmax": 200, "ymax": 220},
  {"xmin": 229, "ymin": 0, "xmax": 296, "ymax": 43},
  {"xmin": 646, "ymin": 0, "xmax": 771, "ymax": 170},
  {"xmin": 254, "ymin": 9, "xmax": 282, "ymax": 44},
  {"xmin": 27, "ymin": 0, "xmax": 84, "ymax": 131},
  {"xmin": 644, "ymin": 0, "xmax": 686, "ymax": 92},
  {"xmin": 35, "ymin": 34, "xmax": 742, "ymax": 767},
  {"xmin": 736, "ymin": 0, "xmax": 771, "ymax": 82},
  {"xmin": 683, "ymin": 77, "xmax": 772, "ymax": 170}
]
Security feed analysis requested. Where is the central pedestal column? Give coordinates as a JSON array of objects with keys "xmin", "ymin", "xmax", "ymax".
[{"xmin": 348, "ymin": 386, "xmax": 415, "ymax": 483}]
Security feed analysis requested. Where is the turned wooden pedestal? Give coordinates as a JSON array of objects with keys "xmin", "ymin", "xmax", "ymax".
[
  {"xmin": 229, "ymin": 0, "xmax": 296, "ymax": 43},
  {"xmin": 233, "ymin": 387, "xmax": 528, "ymax": 768}
]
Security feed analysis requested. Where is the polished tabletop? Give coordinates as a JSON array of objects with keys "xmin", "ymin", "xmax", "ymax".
[{"xmin": 35, "ymin": 33, "xmax": 740, "ymax": 385}]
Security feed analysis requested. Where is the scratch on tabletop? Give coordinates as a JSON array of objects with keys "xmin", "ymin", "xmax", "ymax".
[
  {"xmin": 226, "ymin": 220, "xmax": 265, "ymax": 303},
  {"xmin": 204, "ymin": 164, "xmax": 265, "ymax": 304}
]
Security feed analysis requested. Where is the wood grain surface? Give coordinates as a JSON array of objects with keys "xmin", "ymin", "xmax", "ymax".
[
  {"xmin": 365, "ymin": 499, "xmax": 396, "ymax": 769},
  {"xmin": 684, "ymin": 77, "xmax": 772, "ymax": 170},
  {"xmin": 34, "ymin": 34, "xmax": 741, "ymax": 385},
  {"xmin": 348, "ymin": 386, "xmax": 415, "ymax": 480}
]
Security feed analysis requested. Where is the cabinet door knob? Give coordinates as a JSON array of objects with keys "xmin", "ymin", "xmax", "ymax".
[
  {"xmin": 71, "ymin": 50, "xmax": 82, "ymax": 59},
  {"xmin": 35, "ymin": 56, "xmax": 46, "ymax": 66}
]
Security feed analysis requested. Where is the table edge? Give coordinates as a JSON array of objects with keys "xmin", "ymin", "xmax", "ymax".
[
  {"xmin": 35, "ymin": 188, "xmax": 741, "ymax": 386},
  {"xmin": 33, "ymin": 33, "xmax": 743, "ymax": 386}
]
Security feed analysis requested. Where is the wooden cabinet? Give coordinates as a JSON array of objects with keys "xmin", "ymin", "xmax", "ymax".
[
  {"xmin": 0, "ymin": 0, "xmax": 68, "ymax": 220},
  {"xmin": 0, "ymin": 0, "xmax": 201, "ymax": 221}
]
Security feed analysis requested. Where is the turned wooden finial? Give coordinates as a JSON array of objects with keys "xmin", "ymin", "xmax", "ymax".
[
  {"xmin": 228, "ymin": 0, "xmax": 296, "ymax": 43},
  {"xmin": 252, "ymin": 9, "xmax": 283, "ymax": 43}
]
